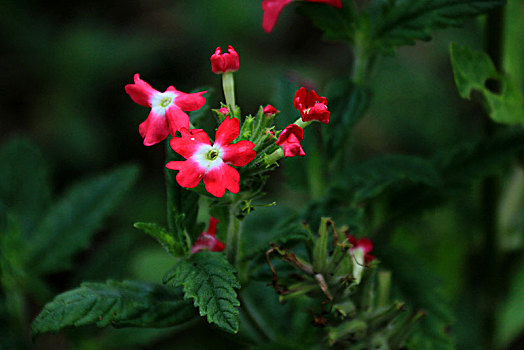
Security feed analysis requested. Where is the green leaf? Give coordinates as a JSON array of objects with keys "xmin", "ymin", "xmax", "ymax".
[
  {"xmin": 371, "ymin": 0, "xmax": 506, "ymax": 55},
  {"xmin": 341, "ymin": 155, "xmax": 442, "ymax": 203},
  {"xmin": 133, "ymin": 222, "xmax": 184, "ymax": 257},
  {"xmin": 297, "ymin": 0, "xmax": 357, "ymax": 42},
  {"xmin": 450, "ymin": 42, "xmax": 524, "ymax": 125},
  {"xmin": 0, "ymin": 136, "xmax": 51, "ymax": 237},
  {"xmin": 28, "ymin": 164, "xmax": 139, "ymax": 274},
  {"xmin": 163, "ymin": 251, "xmax": 240, "ymax": 333},
  {"xmin": 31, "ymin": 280, "xmax": 195, "ymax": 337},
  {"xmin": 496, "ymin": 257, "xmax": 524, "ymax": 347}
]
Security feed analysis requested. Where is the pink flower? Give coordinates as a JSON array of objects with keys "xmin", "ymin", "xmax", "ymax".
[
  {"xmin": 262, "ymin": 0, "xmax": 343, "ymax": 33},
  {"xmin": 166, "ymin": 117, "xmax": 256, "ymax": 197},
  {"xmin": 293, "ymin": 86, "xmax": 330, "ymax": 124},
  {"xmin": 347, "ymin": 235, "xmax": 375, "ymax": 263},
  {"xmin": 125, "ymin": 74, "xmax": 207, "ymax": 146},
  {"xmin": 263, "ymin": 104, "xmax": 278, "ymax": 116},
  {"xmin": 218, "ymin": 107, "xmax": 230, "ymax": 116},
  {"xmin": 191, "ymin": 217, "xmax": 225, "ymax": 254},
  {"xmin": 210, "ymin": 46, "xmax": 240, "ymax": 74},
  {"xmin": 276, "ymin": 124, "xmax": 305, "ymax": 158}
]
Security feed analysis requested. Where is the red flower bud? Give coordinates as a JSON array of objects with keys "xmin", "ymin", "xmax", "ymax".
[
  {"xmin": 347, "ymin": 235, "xmax": 375, "ymax": 263},
  {"xmin": 276, "ymin": 124, "xmax": 305, "ymax": 158},
  {"xmin": 191, "ymin": 217, "xmax": 225, "ymax": 254},
  {"xmin": 263, "ymin": 104, "xmax": 278, "ymax": 116},
  {"xmin": 210, "ymin": 45, "xmax": 240, "ymax": 74},
  {"xmin": 293, "ymin": 87, "xmax": 330, "ymax": 124},
  {"xmin": 218, "ymin": 107, "xmax": 230, "ymax": 115}
]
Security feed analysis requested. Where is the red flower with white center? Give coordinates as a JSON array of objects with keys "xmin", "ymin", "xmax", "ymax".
[
  {"xmin": 166, "ymin": 117, "xmax": 256, "ymax": 197},
  {"xmin": 125, "ymin": 74, "xmax": 207, "ymax": 146},
  {"xmin": 263, "ymin": 104, "xmax": 278, "ymax": 116},
  {"xmin": 191, "ymin": 217, "xmax": 225, "ymax": 254},
  {"xmin": 293, "ymin": 87, "xmax": 330, "ymax": 124},
  {"xmin": 262, "ymin": 0, "xmax": 342, "ymax": 33},
  {"xmin": 347, "ymin": 235, "xmax": 375, "ymax": 264},
  {"xmin": 276, "ymin": 124, "xmax": 305, "ymax": 158},
  {"xmin": 210, "ymin": 46, "xmax": 240, "ymax": 74}
]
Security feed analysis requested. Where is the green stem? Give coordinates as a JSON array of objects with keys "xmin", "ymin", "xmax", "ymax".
[
  {"xmin": 226, "ymin": 205, "xmax": 242, "ymax": 263},
  {"xmin": 222, "ymin": 72, "xmax": 236, "ymax": 108}
]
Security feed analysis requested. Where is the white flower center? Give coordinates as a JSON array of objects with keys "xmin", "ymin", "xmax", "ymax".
[
  {"xmin": 193, "ymin": 144, "xmax": 224, "ymax": 171},
  {"xmin": 151, "ymin": 92, "xmax": 177, "ymax": 116}
]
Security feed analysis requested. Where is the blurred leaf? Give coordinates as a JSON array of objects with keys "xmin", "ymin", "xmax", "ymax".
[
  {"xmin": 0, "ymin": 136, "xmax": 51, "ymax": 237},
  {"xmin": 28, "ymin": 164, "xmax": 139, "ymax": 274},
  {"xmin": 31, "ymin": 280, "xmax": 195, "ymax": 337},
  {"xmin": 496, "ymin": 257, "xmax": 524, "ymax": 347},
  {"xmin": 163, "ymin": 251, "xmax": 240, "ymax": 333},
  {"xmin": 134, "ymin": 222, "xmax": 184, "ymax": 256},
  {"xmin": 450, "ymin": 42, "xmax": 524, "ymax": 125},
  {"xmin": 297, "ymin": 0, "xmax": 356, "ymax": 42},
  {"xmin": 371, "ymin": 0, "xmax": 506, "ymax": 55}
]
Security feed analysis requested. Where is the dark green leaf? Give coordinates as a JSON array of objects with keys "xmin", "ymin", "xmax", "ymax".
[
  {"xmin": 371, "ymin": 0, "xmax": 506, "ymax": 54},
  {"xmin": 297, "ymin": 0, "xmax": 357, "ymax": 42},
  {"xmin": 0, "ymin": 136, "xmax": 51, "ymax": 237},
  {"xmin": 134, "ymin": 222, "xmax": 184, "ymax": 256},
  {"xmin": 28, "ymin": 164, "xmax": 139, "ymax": 274},
  {"xmin": 496, "ymin": 257, "xmax": 524, "ymax": 347},
  {"xmin": 31, "ymin": 280, "xmax": 195, "ymax": 337},
  {"xmin": 163, "ymin": 251, "xmax": 240, "ymax": 333},
  {"xmin": 450, "ymin": 42, "xmax": 524, "ymax": 125}
]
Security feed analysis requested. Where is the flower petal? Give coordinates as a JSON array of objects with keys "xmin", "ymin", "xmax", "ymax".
[
  {"xmin": 138, "ymin": 110, "xmax": 170, "ymax": 146},
  {"xmin": 203, "ymin": 164, "xmax": 240, "ymax": 197},
  {"xmin": 166, "ymin": 106, "xmax": 190, "ymax": 135},
  {"xmin": 262, "ymin": 0, "xmax": 294, "ymax": 33},
  {"xmin": 174, "ymin": 90, "xmax": 207, "ymax": 111},
  {"xmin": 293, "ymin": 87, "xmax": 308, "ymax": 112},
  {"xmin": 357, "ymin": 237, "xmax": 373, "ymax": 255},
  {"xmin": 125, "ymin": 74, "xmax": 158, "ymax": 107},
  {"xmin": 221, "ymin": 140, "xmax": 257, "ymax": 167},
  {"xmin": 170, "ymin": 128, "xmax": 211, "ymax": 159},
  {"xmin": 166, "ymin": 159, "xmax": 205, "ymax": 189},
  {"xmin": 214, "ymin": 116, "xmax": 240, "ymax": 147}
]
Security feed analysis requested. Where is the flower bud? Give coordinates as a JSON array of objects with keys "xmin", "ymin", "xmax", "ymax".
[
  {"xmin": 210, "ymin": 45, "xmax": 240, "ymax": 74},
  {"xmin": 263, "ymin": 104, "xmax": 278, "ymax": 116}
]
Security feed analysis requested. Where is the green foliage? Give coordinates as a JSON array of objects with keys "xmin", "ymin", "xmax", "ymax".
[
  {"xmin": 0, "ymin": 136, "xmax": 51, "ymax": 237},
  {"xmin": 450, "ymin": 42, "xmax": 524, "ymax": 125},
  {"xmin": 297, "ymin": 0, "xmax": 357, "ymax": 42},
  {"xmin": 27, "ymin": 164, "xmax": 139, "ymax": 274},
  {"xmin": 163, "ymin": 251, "xmax": 240, "ymax": 333},
  {"xmin": 133, "ymin": 222, "xmax": 184, "ymax": 257},
  {"xmin": 31, "ymin": 280, "xmax": 195, "ymax": 337},
  {"xmin": 370, "ymin": 0, "xmax": 505, "ymax": 55}
]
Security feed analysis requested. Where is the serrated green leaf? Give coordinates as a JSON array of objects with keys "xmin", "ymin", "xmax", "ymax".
[
  {"xmin": 297, "ymin": 0, "xmax": 357, "ymax": 42},
  {"xmin": 163, "ymin": 251, "xmax": 240, "ymax": 333},
  {"xmin": 341, "ymin": 155, "xmax": 442, "ymax": 203},
  {"xmin": 371, "ymin": 0, "xmax": 506, "ymax": 54},
  {"xmin": 450, "ymin": 42, "xmax": 524, "ymax": 125},
  {"xmin": 31, "ymin": 280, "xmax": 195, "ymax": 337},
  {"xmin": 133, "ymin": 222, "xmax": 183, "ymax": 256},
  {"xmin": 28, "ymin": 164, "xmax": 139, "ymax": 274},
  {"xmin": 0, "ymin": 136, "xmax": 51, "ymax": 237}
]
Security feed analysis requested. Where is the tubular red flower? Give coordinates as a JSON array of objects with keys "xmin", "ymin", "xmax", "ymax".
[
  {"xmin": 191, "ymin": 217, "xmax": 225, "ymax": 254},
  {"xmin": 166, "ymin": 117, "xmax": 256, "ymax": 197},
  {"xmin": 293, "ymin": 86, "xmax": 330, "ymax": 124},
  {"xmin": 347, "ymin": 234, "xmax": 375, "ymax": 263},
  {"xmin": 262, "ymin": 0, "xmax": 342, "ymax": 33},
  {"xmin": 125, "ymin": 74, "xmax": 207, "ymax": 146},
  {"xmin": 263, "ymin": 104, "xmax": 278, "ymax": 115},
  {"xmin": 276, "ymin": 124, "xmax": 305, "ymax": 158},
  {"xmin": 210, "ymin": 45, "xmax": 240, "ymax": 74}
]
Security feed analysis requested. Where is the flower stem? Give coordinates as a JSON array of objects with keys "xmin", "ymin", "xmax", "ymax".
[
  {"xmin": 222, "ymin": 72, "xmax": 236, "ymax": 108},
  {"xmin": 226, "ymin": 204, "xmax": 242, "ymax": 264}
]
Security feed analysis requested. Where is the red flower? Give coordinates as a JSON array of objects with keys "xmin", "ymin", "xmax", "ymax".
[
  {"xmin": 210, "ymin": 46, "xmax": 240, "ymax": 74},
  {"xmin": 218, "ymin": 107, "xmax": 230, "ymax": 115},
  {"xmin": 293, "ymin": 86, "xmax": 330, "ymax": 124},
  {"xmin": 125, "ymin": 74, "xmax": 207, "ymax": 146},
  {"xmin": 276, "ymin": 124, "xmax": 305, "ymax": 158},
  {"xmin": 166, "ymin": 117, "xmax": 256, "ymax": 197},
  {"xmin": 262, "ymin": 0, "xmax": 343, "ymax": 33},
  {"xmin": 191, "ymin": 217, "xmax": 225, "ymax": 254},
  {"xmin": 347, "ymin": 235, "xmax": 375, "ymax": 263},
  {"xmin": 263, "ymin": 104, "xmax": 278, "ymax": 116}
]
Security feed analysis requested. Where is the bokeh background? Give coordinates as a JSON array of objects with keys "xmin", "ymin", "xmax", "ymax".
[{"xmin": 1, "ymin": 0, "xmax": 523, "ymax": 349}]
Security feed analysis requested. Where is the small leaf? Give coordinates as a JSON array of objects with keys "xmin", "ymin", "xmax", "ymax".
[
  {"xmin": 28, "ymin": 164, "xmax": 139, "ymax": 274},
  {"xmin": 31, "ymin": 280, "xmax": 196, "ymax": 337},
  {"xmin": 133, "ymin": 222, "xmax": 184, "ymax": 256},
  {"xmin": 450, "ymin": 42, "xmax": 524, "ymax": 126},
  {"xmin": 163, "ymin": 251, "xmax": 240, "ymax": 333},
  {"xmin": 371, "ymin": 0, "xmax": 506, "ymax": 54}
]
